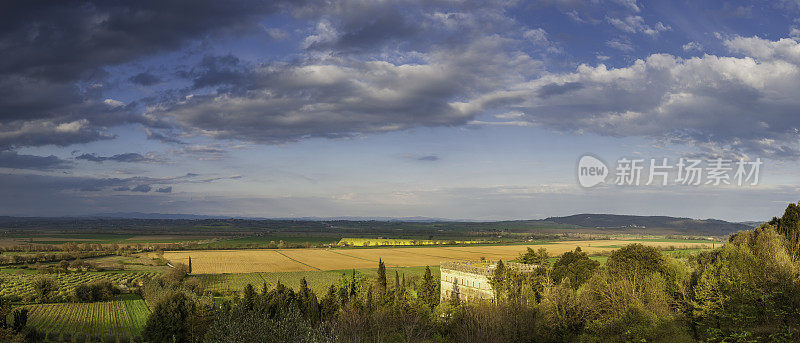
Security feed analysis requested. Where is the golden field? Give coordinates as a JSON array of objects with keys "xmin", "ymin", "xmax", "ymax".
[{"xmin": 159, "ymin": 240, "xmax": 715, "ymax": 274}]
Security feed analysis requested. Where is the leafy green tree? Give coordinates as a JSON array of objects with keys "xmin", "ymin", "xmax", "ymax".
[
  {"xmin": 167, "ymin": 263, "xmax": 190, "ymax": 283},
  {"xmin": 691, "ymin": 225, "xmax": 800, "ymax": 341},
  {"xmin": 143, "ymin": 291, "xmax": 197, "ymax": 343},
  {"xmin": 551, "ymin": 247, "xmax": 600, "ymax": 289},
  {"xmin": 777, "ymin": 201, "xmax": 800, "ymax": 259},
  {"xmin": 606, "ymin": 243, "xmax": 665, "ymax": 277},
  {"xmin": 580, "ymin": 243, "xmax": 692, "ymax": 342},
  {"xmin": 519, "ymin": 247, "xmax": 550, "ymax": 267},
  {"xmin": 205, "ymin": 308, "xmax": 330, "ymax": 343}
]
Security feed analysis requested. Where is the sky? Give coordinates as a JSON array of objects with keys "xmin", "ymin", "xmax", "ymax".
[{"xmin": 2, "ymin": 0, "xmax": 800, "ymax": 221}]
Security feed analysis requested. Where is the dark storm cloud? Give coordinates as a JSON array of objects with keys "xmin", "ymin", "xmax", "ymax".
[
  {"xmin": 144, "ymin": 129, "xmax": 185, "ymax": 144},
  {"xmin": 129, "ymin": 73, "xmax": 161, "ymax": 86},
  {"xmin": 76, "ymin": 153, "xmax": 155, "ymax": 163},
  {"xmin": 153, "ymin": 0, "xmax": 543, "ymax": 144},
  {"xmin": 131, "ymin": 184, "xmax": 152, "ymax": 193},
  {"xmin": 0, "ymin": 0, "xmax": 289, "ymax": 81},
  {"xmin": 300, "ymin": 3, "xmax": 420, "ymax": 53},
  {"xmin": 8, "ymin": 0, "xmax": 800, "ymax": 163},
  {"xmin": 2, "ymin": 0, "xmax": 547, "ymax": 150},
  {"xmin": 0, "ymin": 172, "xmax": 222, "ymax": 196},
  {"xmin": 537, "ymin": 82, "xmax": 584, "ymax": 98},
  {"xmin": 156, "ymin": 186, "xmax": 173, "ymax": 193},
  {"xmin": 0, "ymin": 151, "xmax": 72, "ymax": 170},
  {"xmin": 189, "ymin": 55, "xmax": 251, "ymax": 91},
  {"xmin": 0, "ymin": 0, "xmax": 294, "ymax": 148}
]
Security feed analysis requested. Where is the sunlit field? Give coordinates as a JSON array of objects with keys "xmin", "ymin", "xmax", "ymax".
[
  {"xmin": 160, "ymin": 239, "xmax": 715, "ymax": 274},
  {"xmin": 23, "ymin": 294, "xmax": 150, "ymax": 340}
]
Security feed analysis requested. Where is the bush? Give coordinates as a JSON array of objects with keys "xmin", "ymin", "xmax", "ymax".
[
  {"xmin": 73, "ymin": 280, "xmax": 120, "ymax": 302},
  {"xmin": 32, "ymin": 276, "xmax": 57, "ymax": 302},
  {"xmin": 581, "ymin": 304, "xmax": 692, "ymax": 342}
]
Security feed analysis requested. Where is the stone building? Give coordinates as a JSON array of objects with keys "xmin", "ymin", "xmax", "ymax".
[{"xmin": 440, "ymin": 261, "xmax": 538, "ymax": 302}]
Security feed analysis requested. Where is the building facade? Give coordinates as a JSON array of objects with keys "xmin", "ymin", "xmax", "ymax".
[{"xmin": 440, "ymin": 261, "xmax": 538, "ymax": 302}]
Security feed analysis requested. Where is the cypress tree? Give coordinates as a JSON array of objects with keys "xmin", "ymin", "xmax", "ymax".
[
  {"xmin": 421, "ymin": 266, "xmax": 438, "ymax": 308},
  {"xmin": 366, "ymin": 285, "xmax": 374, "ymax": 313},
  {"xmin": 242, "ymin": 283, "xmax": 256, "ymax": 311},
  {"xmin": 350, "ymin": 269, "xmax": 357, "ymax": 298},
  {"xmin": 377, "ymin": 258, "xmax": 387, "ymax": 296}
]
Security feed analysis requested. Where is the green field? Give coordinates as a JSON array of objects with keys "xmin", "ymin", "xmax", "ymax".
[
  {"xmin": 194, "ymin": 266, "xmax": 440, "ymax": 296},
  {"xmin": 627, "ymin": 238, "xmax": 723, "ymax": 244},
  {"xmin": 24, "ymin": 294, "xmax": 150, "ymax": 340}
]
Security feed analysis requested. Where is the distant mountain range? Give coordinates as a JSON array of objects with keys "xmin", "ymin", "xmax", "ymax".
[
  {"xmin": 0, "ymin": 212, "xmax": 762, "ymax": 236},
  {"xmin": 89, "ymin": 212, "xmax": 458, "ymax": 222},
  {"xmin": 541, "ymin": 214, "xmax": 756, "ymax": 235}
]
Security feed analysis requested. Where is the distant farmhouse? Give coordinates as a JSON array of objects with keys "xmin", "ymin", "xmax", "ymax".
[{"xmin": 440, "ymin": 261, "xmax": 539, "ymax": 302}]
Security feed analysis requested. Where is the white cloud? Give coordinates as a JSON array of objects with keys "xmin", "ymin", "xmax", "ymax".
[
  {"xmin": 523, "ymin": 28, "xmax": 563, "ymax": 53},
  {"xmin": 682, "ymin": 41, "xmax": 703, "ymax": 52},
  {"xmin": 724, "ymin": 35, "xmax": 800, "ymax": 64},
  {"xmin": 611, "ymin": 0, "xmax": 640, "ymax": 13},
  {"xmin": 606, "ymin": 37, "xmax": 634, "ymax": 51},
  {"xmin": 103, "ymin": 98, "xmax": 125, "ymax": 108},
  {"xmin": 791, "ymin": 27, "xmax": 800, "ymax": 39},
  {"xmin": 453, "ymin": 36, "xmax": 800, "ymax": 158},
  {"xmin": 302, "ymin": 20, "xmax": 339, "ymax": 49},
  {"xmin": 606, "ymin": 15, "xmax": 671, "ymax": 36}
]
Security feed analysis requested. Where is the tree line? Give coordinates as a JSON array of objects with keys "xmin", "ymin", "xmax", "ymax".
[
  {"xmin": 134, "ymin": 202, "xmax": 800, "ymax": 342},
  {"xmin": 5, "ymin": 201, "xmax": 800, "ymax": 342}
]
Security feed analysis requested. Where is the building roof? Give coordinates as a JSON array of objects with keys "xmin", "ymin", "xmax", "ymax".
[{"xmin": 440, "ymin": 260, "xmax": 539, "ymax": 276}]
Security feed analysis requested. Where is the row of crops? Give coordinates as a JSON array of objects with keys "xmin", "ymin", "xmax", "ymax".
[
  {"xmin": 0, "ymin": 271, "xmax": 157, "ymax": 301},
  {"xmin": 24, "ymin": 294, "xmax": 151, "ymax": 340},
  {"xmin": 195, "ymin": 271, "xmax": 343, "ymax": 296},
  {"xmin": 194, "ymin": 267, "xmax": 440, "ymax": 296}
]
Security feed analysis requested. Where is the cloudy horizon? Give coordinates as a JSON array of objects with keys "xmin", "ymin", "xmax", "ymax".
[{"xmin": 2, "ymin": 0, "xmax": 800, "ymax": 222}]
